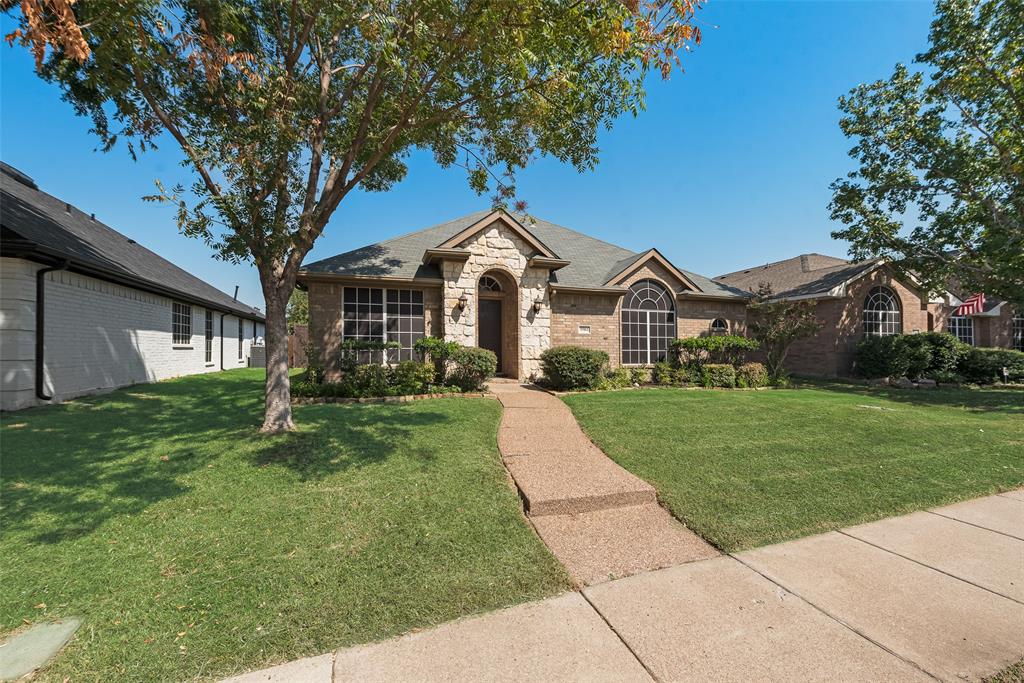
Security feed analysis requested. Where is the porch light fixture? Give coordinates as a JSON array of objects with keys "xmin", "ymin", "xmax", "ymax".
[
  {"xmin": 533, "ymin": 297, "xmax": 543, "ymax": 312},
  {"xmin": 457, "ymin": 293, "xmax": 468, "ymax": 310}
]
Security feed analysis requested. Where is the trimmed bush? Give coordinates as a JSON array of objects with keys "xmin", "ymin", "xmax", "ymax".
[
  {"xmin": 595, "ymin": 367, "xmax": 633, "ymax": 390},
  {"xmin": 448, "ymin": 347, "xmax": 498, "ymax": 392},
  {"xmin": 736, "ymin": 362, "xmax": 768, "ymax": 388},
  {"xmin": 392, "ymin": 361, "xmax": 435, "ymax": 395},
  {"xmin": 958, "ymin": 347, "xmax": 1024, "ymax": 384},
  {"xmin": 701, "ymin": 363, "xmax": 736, "ymax": 388},
  {"xmin": 539, "ymin": 346, "xmax": 609, "ymax": 390},
  {"xmin": 671, "ymin": 335, "xmax": 759, "ymax": 369},
  {"xmin": 414, "ymin": 336, "xmax": 460, "ymax": 384},
  {"xmin": 652, "ymin": 361, "xmax": 677, "ymax": 385},
  {"xmin": 854, "ymin": 335, "xmax": 910, "ymax": 379}
]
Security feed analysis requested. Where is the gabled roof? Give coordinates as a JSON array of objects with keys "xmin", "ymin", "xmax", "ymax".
[
  {"xmin": 714, "ymin": 253, "xmax": 882, "ymax": 300},
  {"xmin": 301, "ymin": 210, "xmax": 746, "ymax": 299},
  {"xmin": 0, "ymin": 162, "xmax": 264, "ymax": 320}
]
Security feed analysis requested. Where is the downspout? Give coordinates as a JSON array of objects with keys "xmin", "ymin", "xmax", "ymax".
[
  {"xmin": 220, "ymin": 312, "xmax": 228, "ymax": 370},
  {"xmin": 35, "ymin": 259, "xmax": 70, "ymax": 401}
]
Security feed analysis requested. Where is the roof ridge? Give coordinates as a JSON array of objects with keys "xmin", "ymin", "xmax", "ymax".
[{"xmin": 715, "ymin": 252, "xmax": 850, "ymax": 280}]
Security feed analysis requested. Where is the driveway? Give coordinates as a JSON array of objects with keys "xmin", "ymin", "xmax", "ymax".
[{"xmin": 224, "ymin": 490, "xmax": 1024, "ymax": 682}]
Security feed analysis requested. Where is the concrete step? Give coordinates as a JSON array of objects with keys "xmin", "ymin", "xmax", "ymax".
[
  {"xmin": 532, "ymin": 503, "xmax": 719, "ymax": 586},
  {"xmin": 503, "ymin": 450, "xmax": 657, "ymax": 516}
]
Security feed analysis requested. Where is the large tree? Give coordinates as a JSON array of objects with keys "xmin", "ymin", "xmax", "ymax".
[
  {"xmin": 5, "ymin": 0, "xmax": 704, "ymax": 431},
  {"xmin": 829, "ymin": 0, "xmax": 1023, "ymax": 306}
]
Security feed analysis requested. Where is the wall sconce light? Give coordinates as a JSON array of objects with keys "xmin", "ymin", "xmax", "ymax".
[
  {"xmin": 533, "ymin": 298, "xmax": 543, "ymax": 312},
  {"xmin": 457, "ymin": 293, "xmax": 468, "ymax": 310}
]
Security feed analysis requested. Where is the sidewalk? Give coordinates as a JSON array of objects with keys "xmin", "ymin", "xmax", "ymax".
[{"xmin": 224, "ymin": 490, "xmax": 1024, "ymax": 683}]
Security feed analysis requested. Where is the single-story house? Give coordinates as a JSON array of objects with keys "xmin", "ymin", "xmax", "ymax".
[
  {"xmin": 299, "ymin": 209, "xmax": 749, "ymax": 380},
  {"xmin": 0, "ymin": 162, "xmax": 266, "ymax": 411},
  {"xmin": 715, "ymin": 254, "xmax": 1023, "ymax": 376}
]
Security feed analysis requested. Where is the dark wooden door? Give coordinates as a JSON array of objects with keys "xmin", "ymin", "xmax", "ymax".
[{"xmin": 478, "ymin": 299, "xmax": 502, "ymax": 369}]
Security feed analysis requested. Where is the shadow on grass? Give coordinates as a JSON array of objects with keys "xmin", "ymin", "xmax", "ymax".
[
  {"xmin": 795, "ymin": 378, "xmax": 1024, "ymax": 414},
  {"xmin": 3, "ymin": 372, "xmax": 268, "ymax": 544},
  {"xmin": 250, "ymin": 404, "xmax": 449, "ymax": 480},
  {"xmin": 2, "ymin": 371, "xmax": 466, "ymax": 544}
]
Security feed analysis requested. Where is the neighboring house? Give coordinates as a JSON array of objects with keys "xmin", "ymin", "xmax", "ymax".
[
  {"xmin": 0, "ymin": 163, "xmax": 265, "ymax": 411},
  {"xmin": 714, "ymin": 253, "xmax": 1023, "ymax": 377},
  {"xmin": 299, "ymin": 210, "xmax": 748, "ymax": 380}
]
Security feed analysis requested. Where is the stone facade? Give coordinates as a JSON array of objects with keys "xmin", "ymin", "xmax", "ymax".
[
  {"xmin": 441, "ymin": 222, "xmax": 551, "ymax": 379},
  {"xmin": 1, "ymin": 256, "xmax": 264, "ymax": 410}
]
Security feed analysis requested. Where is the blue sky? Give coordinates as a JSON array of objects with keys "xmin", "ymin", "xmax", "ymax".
[{"xmin": 0, "ymin": 1, "xmax": 935, "ymax": 308}]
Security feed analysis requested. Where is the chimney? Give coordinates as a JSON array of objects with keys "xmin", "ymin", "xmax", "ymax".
[
  {"xmin": 233, "ymin": 285, "xmax": 239, "ymax": 301},
  {"xmin": 800, "ymin": 254, "xmax": 811, "ymax": 272}
]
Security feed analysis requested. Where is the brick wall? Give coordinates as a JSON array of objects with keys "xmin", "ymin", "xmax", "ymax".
[
  {"xmin": 307, "ymin": 279, "xmax": 443, "ymax": 381},
  {"xmin": 550, "ymin": 261, "xmax": 749, "ymax": 367},
  {"xmin": 781, "ymin": 265, "xmax": 934, "ymax": 377},
  {"xmin": 1, "ymin": 257, "xmax": 263, "ymax": 411}
]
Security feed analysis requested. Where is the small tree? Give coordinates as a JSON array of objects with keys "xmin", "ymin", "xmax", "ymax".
[
  {"xmin": 747, "ymin": 283, "xmax": 824, "ymax": 380},
  {"xmin": 5, "ymin": 0, "xmax": 706, "ymax": 431},
  {"xmin": 286, "ymin": 289, "xmax": 308, "ymax": 331}
]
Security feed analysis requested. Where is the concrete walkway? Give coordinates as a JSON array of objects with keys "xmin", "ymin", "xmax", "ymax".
[
  {"xmin": 223, "ymin": 491, "xmax": 1024, "ymax": 683},
  {"xmin": 487, "ymin": 380, "xmax": 717, "ymax": 585}
]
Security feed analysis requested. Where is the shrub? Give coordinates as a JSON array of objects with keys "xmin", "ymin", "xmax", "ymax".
[
  {"xmin": 339, "ymin": 339, "xmax": 399, "ymax": 373},
  {"xmin": 347, "ymin": 363, "xmax": 393, "ymax": 396},
  {"xmin": 701, "ymin": 363, "xmax": 736, "ymax": 388},
  {"xmin": 414, "ymin": 336, "xmax": 460, "ymax": 384},
  {"xmin": 652, "ymin": 361, "xmax": 677, "ymax": 385},
  {"xmin": 958, "ymin": 347, "xmax": 1024, "ymax": 384},
  {"xmin": 539, "ymin": 346, "xmax": 609, "ymax": 390},
  {"xmin": 595, "ymin": 367, "xmax": 633, "ymax": 390},
  {"xmin": 917, "ymin": 332, "xmax": 966, "ymax": 373},
  {"xmin": 392, "ymin": 361, "xmax": 435, "ymax": 395},
  {"xmin": 629, "ymin": 367, "xmax": 650, "ymax": 385},
  {"xmin": 927, "ymin": 369, "xmax": 963, "ymax": 385},
  {"xmin": 671, "ymin": 335, "xmax": 759, "ymax": 369},
  {"xmin": 448, "ymin": 346, "xmax": 497, "ymax": 392},
  {"xmin": 855, "ymin": 335, "xmax": 910, "ymax": 379},
  {"xmin": 736, "ymin": 362, "xmax": 768, "ymax": 388}
]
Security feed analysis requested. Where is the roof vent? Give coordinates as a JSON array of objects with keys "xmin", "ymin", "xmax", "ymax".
[
  {"xmin": 65, "ymin": 203, "xmax": 71, "ymax": 214},
  {"xmin": 0, "ymin": 162, "xmax": 38, "ymax": 189},
  {"xmin": 90, "ymin": 213, "xmax": 96, "ymax": 221}
]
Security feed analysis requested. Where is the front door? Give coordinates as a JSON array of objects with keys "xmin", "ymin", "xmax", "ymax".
[{"xmin": 478, "ymin": 299, "xmax": 502, "ymax": 371}]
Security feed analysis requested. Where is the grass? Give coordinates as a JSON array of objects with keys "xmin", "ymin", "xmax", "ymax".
[
  {"xmin": 986, "ymin": 659, "xmax": 1024, "ymax": 683},
  {"xmin": 563, "ymin": 383, "xmax": 1024, "ymax": 552},
  {"xmin": 1, "ymin": 370, "xmax": 569, "ymax": 682}
]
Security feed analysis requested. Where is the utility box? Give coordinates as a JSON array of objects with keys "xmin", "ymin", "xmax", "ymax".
[{"xmin": 249, "ymin": 345, "xmax": 266, "ymax": 368}]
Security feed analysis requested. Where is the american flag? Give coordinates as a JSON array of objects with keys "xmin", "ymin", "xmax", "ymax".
[{"xmin": 955, "ymin": 292, "xmax": 985, "ymax": 316}]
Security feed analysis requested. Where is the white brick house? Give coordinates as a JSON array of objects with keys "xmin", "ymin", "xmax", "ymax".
[{"xmin": 1, "ymin": 163, "xmax": 265, "ymax": 411}]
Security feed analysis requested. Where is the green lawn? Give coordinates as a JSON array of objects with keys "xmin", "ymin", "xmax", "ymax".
[
  {"xmin": 1, "ymin": 370, "xmax": 568, "ymax": 682},
  {"xmin": 564, "ymin": 384, "xmax": 1024, "ymax": 552}
]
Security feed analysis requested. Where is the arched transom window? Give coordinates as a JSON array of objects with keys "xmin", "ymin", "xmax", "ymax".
[
  {"xmin": 710, "ymin": 318, "xmax": 728, "ymax": 335},
  {"xmin": 862, "ymin": 286, "xmax": 901, "ymax": 337},
  {"xmin": 479, "ymin": 276, "xmax": 502, "ymax": 292},
  {"xmin": 621, "ymin": 279, "xmax": 675, "ymax": 365}
]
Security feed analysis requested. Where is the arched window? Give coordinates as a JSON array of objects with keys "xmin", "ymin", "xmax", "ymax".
[
  {"xmin": 710, "ymin": 318, "xmax": 728, "ymax": 335},
  {"xmin": 862, "ymin": 286, "xmax": 901, "ymax": 337},
  {"xmin": 479, "ymin": 276, "xmax": 501, "ymax": 292},
  {"xmin": 621, "ymin": 280, "xmax": 675, "ymax": 365}
]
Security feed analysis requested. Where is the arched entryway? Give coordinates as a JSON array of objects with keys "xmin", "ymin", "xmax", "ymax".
[{"xmin": 477, "ymin": 270, "xmax": 519, "ymax": 378}]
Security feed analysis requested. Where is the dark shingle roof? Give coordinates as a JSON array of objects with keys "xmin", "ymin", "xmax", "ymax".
[
  {"xmin": 0, "ymin": 163, "xmax": 263, "ymax": 319},
  {"xmin": 714, "ymin": 253, "xmax": 879, "ymax": 299},
  {"xmin": 302, "ymin": 211, "xmax": 745, "ymax": 298}
]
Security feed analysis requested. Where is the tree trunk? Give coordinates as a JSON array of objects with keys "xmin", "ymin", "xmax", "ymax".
[{"xmin": 261, "ymin": 286, "xmax": 296, "ymax": 433}]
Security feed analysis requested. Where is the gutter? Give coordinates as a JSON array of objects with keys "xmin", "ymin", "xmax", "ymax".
[{"xmin": 35, "ymin": 259, "xmax": 69, "ymax": 401}]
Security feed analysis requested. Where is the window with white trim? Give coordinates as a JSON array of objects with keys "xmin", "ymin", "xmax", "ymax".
[
  {"xmin": 710, "ymin": 318, "xmax": 728, "ymax": 335},
  {"xmin": 1014, "ymin": 314, "xmax": 1024, "ymax": 352},
  {"xmin": 172, "ymin": 302, "xmax": 192, "ymax": 345},
  {"xmin": 343, "ymin": 287, "xmax": 425, "ymax": 363},
  {"xmin": 948, "ymin": 315, "xmax": 974, "ymax": 346},
  {"xmin": 238, "ymin": 319, "xmax": 245, "ymax": 359},
  {"xmin": 204, "ymin": 310, "xmax": 214, "ymax": 363},
  {"xmin": 621, "ymin": 279, "xmax": 675, "ymax": 365},
  {"xmin": 862, "ymin": 286, "xmax": 901, "ymax": 337}
]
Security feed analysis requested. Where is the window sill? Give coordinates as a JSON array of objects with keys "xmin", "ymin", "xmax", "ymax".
[
  {"xmin": 205, "ymin": 363, "xmax": 215, "ymax": 367},
  {"xmin": 172, "ymin": 345, "xmax": 194, "ymax": 350}
]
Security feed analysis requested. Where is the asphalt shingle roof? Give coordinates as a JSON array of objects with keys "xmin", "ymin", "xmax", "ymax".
[
  {"xmin": 714, "ymin": 253, "xmax": 878, "ymax": 299},
  {"xmin": 1, "ymin": 163, "xmax": 263, "ymax": 319},
  {"xmin": 302, "ymin": 211, "xmax": 746, "ymax": 298}
]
